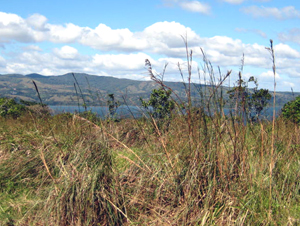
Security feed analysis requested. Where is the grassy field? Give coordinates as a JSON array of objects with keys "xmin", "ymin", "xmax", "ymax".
[
  {"xmin": 1, "ymin": 42, "xmax": 300, "ymax": 225},
  {"xmin": 0, "ymin": 105, "xmax": 300, "ymax": 225}
]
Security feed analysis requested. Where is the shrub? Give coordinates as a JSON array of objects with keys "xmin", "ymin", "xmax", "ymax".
[
  {"xmin": 140, "ymin": 88, "xmax": 175, "ymax": 119},
  {"xmin": 0, "ymin": 97, "xmax": 26, "ymax": 118},
  {"xmin": 281, "ymin": 96, "xmax": 300, "ymax": 123},
  {"xmin": 107, "ymin": 93, "xmax": 120, "ymax": 120}
]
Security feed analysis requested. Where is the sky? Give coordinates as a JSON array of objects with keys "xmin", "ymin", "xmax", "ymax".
[{"xmin": 0, "ymin": 0, "xmax": 300, "ymax": 92}]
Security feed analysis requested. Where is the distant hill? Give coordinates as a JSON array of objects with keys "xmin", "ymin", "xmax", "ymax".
[{"xmin": 0, "ymin": 72, "xmax": 298, "ymax": 107}]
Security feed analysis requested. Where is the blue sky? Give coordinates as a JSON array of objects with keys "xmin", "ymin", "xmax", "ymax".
[{"xmin": 1, "ymin": 0, "xmax": 300, "ymax": 91}]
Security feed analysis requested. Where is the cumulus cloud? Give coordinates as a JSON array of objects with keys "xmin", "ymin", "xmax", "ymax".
[
  {"xmin": 26, "ymin": 14, "xmax": 47, "ymax": 30},
  {"xmin": 53, "ymin": 46, "xmax": 79, "ymax": 59},
  {"xmin": 274, "ymin": 43, "xmax": 300, "ymax": 58},
  {"xmin": 241, "ymin": 6, "xmax": 300, "ymax": 20},
  {"xmin": 1, "ymin": 11, "xmax": 300, "ymax": 91},
  {"xmin": 92, "ymin": 52, "xmax": 153, "ymax": 71},
  {"xmin": 0, "ymin": 12, "xmax": 38, "ymax": 43},
  {"xmin": 46, "ymin": 23, "xmax": 83, "ymax": 43}
]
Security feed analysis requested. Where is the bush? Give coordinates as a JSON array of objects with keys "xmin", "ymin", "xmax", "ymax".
[
  {"xmin": 281, "ymin": 96, "xmax": 300, "ymax": 123},
  {"xmin": 0, "ymin": 97, "xmax": 26, "ymax": 118},
  {"xmin": 140, "ymin": 88, "xmax": 175, "ymax": 119}
]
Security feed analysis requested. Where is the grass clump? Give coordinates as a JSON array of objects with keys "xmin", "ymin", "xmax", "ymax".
[{"xmin": 1, "ymin": 96, "xmax": 300, "ymax": 225}]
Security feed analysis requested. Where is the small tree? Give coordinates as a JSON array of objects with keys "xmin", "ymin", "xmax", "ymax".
[
  {"xmin": 248, "ymin": 79, "xmax": 271, "ymax": 121},
  {"xmin": 107, "ymin": 93, "xmax": 120, "ymax": 120},
  {"xmin": 227, "ymin": 75, "xmax": 271, "ymax": 122},
  {"xmin": 140, "ymin": 88, "xmax": 175, "ymax": 120},
  {"xmin": 281, "ymin": 96, "xmax": 300, "ymax": 123},
  {"xmin": 0, "ymin": 97, "xmax": 26, "ymax": 118}
]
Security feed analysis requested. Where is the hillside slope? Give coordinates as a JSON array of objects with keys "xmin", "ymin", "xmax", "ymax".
[{"xmin": 0, "ymin": 73, "xmax": 297, "ymax": 107}]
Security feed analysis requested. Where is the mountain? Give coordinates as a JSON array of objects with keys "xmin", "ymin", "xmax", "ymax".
[
  {"xmin": 25, "ymin": 73, "xmax": 45, "ymax": 79},
  {"xmin": 0, "ymin": 72, "xmax": 298, "ymax": 107}
]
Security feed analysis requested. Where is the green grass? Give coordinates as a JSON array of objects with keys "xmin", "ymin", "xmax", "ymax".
[
  {"xmin": 0, "ymin": 110, "xmax": 300, "ymax": 225},
  {"xmin": 1, "ymin": 40, "xmax": 300, "ymax": 225}
]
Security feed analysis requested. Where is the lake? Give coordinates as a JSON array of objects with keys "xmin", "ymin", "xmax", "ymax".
[
  {"xmin": 49, "ymin": 105, "xmax": 145, "ymax": 119},
  {"xmin": 49, "ymin": 105, "xmax": 283, "ymax": 120}
]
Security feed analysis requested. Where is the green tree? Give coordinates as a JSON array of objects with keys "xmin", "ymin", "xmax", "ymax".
[
  {"xmin": 140, "ymin": 88, "xmax": 175, "ymax": 119},
  {"xmin": 0, "ymin": 97, "xmax": 26, "ymax": 118},
  {"xmin": 227, "ymin": 75, "xmax": 271, "ymax": 121},
  {"xmin": 249, "ymin": 85, "xmax": 271, "ymax": 120},
  {"xmin": 281, "ymin": 96, "xmax": 300, "ymax": 123},
  {"xmin": 107, "ymin": 93, "xmax": 120, "ymax": 119}
]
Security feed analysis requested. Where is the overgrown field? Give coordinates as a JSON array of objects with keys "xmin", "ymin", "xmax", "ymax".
[
  {"xmin": 1, "ymin": 40, "xmax": 300, "ymax": 225},
  {"xmin": 0, "ymin": 109, "xmax": 299, "ymax": 225}
]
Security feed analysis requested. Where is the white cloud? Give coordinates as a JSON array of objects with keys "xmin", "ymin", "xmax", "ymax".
[
  {"xmin": 274, "ymin": 43, "xmax": 300, "ymax": 59},
  {"xmin": 0, "ymin": 12, "xmax": 36, "ymax": 43},
  {"xmin": 260, "ymin": 70, "xmax": 280, "ymax": 79},
  {"xmin": 53, "ymin": 46, "xmax": 79, "ymax": 59},
  {"xmin": 79, "ymin": 24, "xmax": 147, "ymax": 51},
  {"xmin": 222, "ymin": 0, "xmax": 245, "ymax": 4},
  {"xmin": 46, "ymin": 23, "xmax": 83, "ymax": 43},
  {"xmin": 179, "ymin": 1, "xmax": 211, "ymax": 14},
  {"xmin": 92, "ymin": 52, "xmax": 153, "ymax": 71},
  {"xmin": 0, "ymin": 11, "xmax": 300, "ymax": 91},
  {"xmin": 241, "ymin": 6, "xmax": 300, "ymax": 20},
  {"xmin": 162, "ymin": 0, "xmax": 211, "ymax": 15},
  {"xmin": 278, "ymin": 28, "xmax": 300, "ymax": 45},
  {"xmin": 26, "ymin": 14, "xmax": 47, "ymax": 30},
  {"xmin": 0, "ymin": 12, "xmax": 23, "ymax": 26}
]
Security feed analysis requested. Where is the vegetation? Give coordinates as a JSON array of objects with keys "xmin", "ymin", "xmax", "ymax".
[
  {"xmin": 107, "ymin": 93, "xmax": 120, "ymax": 119},
  {"xmin": 227, "ymin": 73, "xmax": 272, "ymax": 121},
  {"xmin": 0, "ymin": 97, "xmax": 26, "ymax": 118},
  {"xmin": 281, "ymin": 95, "xmax": 300, "ymax": 123},
  {"xmin": 1, "ymin": 40, "xmax": 300, "ymax": 225},
  {"xmin": 140, "ymin": 88, "xmax": 175, "ymax": 119},
  {"xmin": 0, "ymin": 97, "xmax": 50, "ymax": 118}
]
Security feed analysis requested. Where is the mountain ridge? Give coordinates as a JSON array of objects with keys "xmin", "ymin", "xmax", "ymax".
[{"xmin": 0, "ymin": 72, "xmax": 298, "ymax": 107}]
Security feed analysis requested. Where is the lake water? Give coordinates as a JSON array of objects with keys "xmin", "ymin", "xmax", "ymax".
[
  {"xmin": 49, "ymin": 105, "xmax": 145, "ymax": 119},
  {"xmin": 49, "ymin": 105, "xmax": 283, "ymax": 120}
]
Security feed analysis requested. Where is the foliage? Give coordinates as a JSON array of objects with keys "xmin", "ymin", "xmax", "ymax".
[
  {"xmin": 227, "ymin": 75, "xmax": 271, "ymax": 121},
  {"xmin": 0, "ymin": 97, "xmax": 52, "ymax": 118},
  {"xmin": 20, "ymin": 99, "xmax": 40, "ymax": 106},
  {"xmin": 79, "ymin": 110, "xmax": 99, "ymax": 123},
  {"xmin": 107, "ymin": 93, "xmax": 120, "ymax": 119},
  {"xmin": 247, "ymin": 76, "xmax": 272, "ymax": 120},
  {"xmin": 0, "ymin": 97, "xmax": 26, "ymax": 118},
  {"xmin": 281, "ymin": 96, "xmax": 300, "ymax": 123},
  {"xmin": 140, "ymin": 88, "xmax": 175, "ymax": 119}
]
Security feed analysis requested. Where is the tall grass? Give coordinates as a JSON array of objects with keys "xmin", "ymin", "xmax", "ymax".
[{"xmin": 1, "ymin": 41, "xmax": 300, "ymax": 225}]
